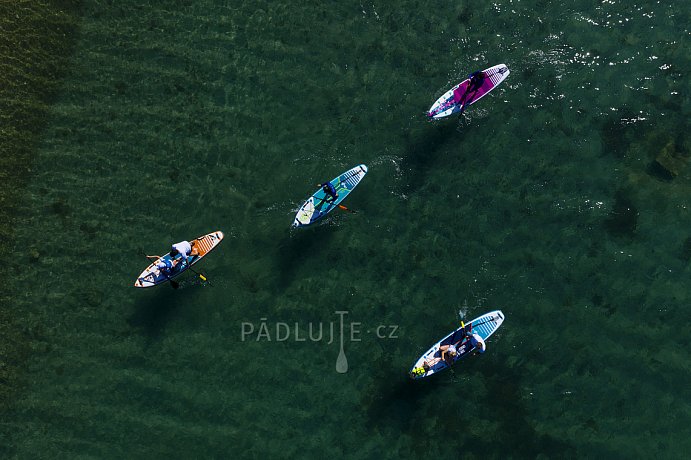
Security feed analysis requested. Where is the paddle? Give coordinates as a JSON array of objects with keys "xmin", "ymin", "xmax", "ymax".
[
  {"xmin": 143, "ymin": 254, "xmax": 179, "ymax": 289},
  {"xmin": 458, "ymin": 89, "xmax": 479, "ymax": 115},
  {"xmin": 184, "ymin": 260, "xmax": 212, "ymax": 286},
  {"xmin": 455, "ymin": 316, "xmax": 496, "ymax": 346},
  {"xmin": 314, "ymin": 174, "xmax": 362, "ymax": 214},
  {"xmin": 470, "ymin": 317, "xmax": 497, "ymax": 328},
  {"xmin": 337, "ymin": 204, "xmax": 356, "ymax": 214}
]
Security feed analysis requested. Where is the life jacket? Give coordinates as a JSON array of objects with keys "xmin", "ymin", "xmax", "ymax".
[
  {"xmin": 323, "ymin": 182, "xmax": 337, "ymax": 197},
  {"xmin": 158, "ymin": 258, "xmax": 174, "ymax": 273}
]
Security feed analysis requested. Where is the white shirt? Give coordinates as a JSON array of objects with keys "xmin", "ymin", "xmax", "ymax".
[
  {"xmin": 172, "ymin": 241, "xmax": 192, "ymax": 261},
  {"xmin": 472, "ymin": 333, "xmax": 486, "ymax": 353}
]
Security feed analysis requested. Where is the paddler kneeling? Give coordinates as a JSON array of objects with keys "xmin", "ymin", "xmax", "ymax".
[
  {"xmin": 469, "ymin": 332, "xmax": 486, "ymax": 354},
  {"xmin": 169, "ymin": 240, "xmax": 198, "ymax": 266},
  {"xmin": 459, "ymin": 322, "xmax": 487, "ymax": 355},
  {"xmin": 439, "ymin": 329, "xmax": 486, "ymax": 364}
]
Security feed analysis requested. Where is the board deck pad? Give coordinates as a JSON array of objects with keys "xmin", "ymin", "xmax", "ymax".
[
  {"xmin": 134, "ymin": 230, "xmax": 224, "ymax": 288},
  {"xmin": 427, "ymin": 64, "xmax": 510, "ymax": 119},
  {"xmin": 293, "ymin": 164, "xmax": 368, "ymax": 227},
  {"xmin": 409, "ymin": 310, "xmax": 505, "ymax": 379}
]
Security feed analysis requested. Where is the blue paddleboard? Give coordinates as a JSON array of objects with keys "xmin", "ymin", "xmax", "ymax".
[{"xmin": 409, "ymin": 310, "xmax": 505, "ymax": 379}]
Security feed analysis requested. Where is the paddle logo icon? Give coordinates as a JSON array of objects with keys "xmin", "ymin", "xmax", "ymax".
[{"xmin": 335, "ymin": 311, "xmax": 349, "ymax": 373}]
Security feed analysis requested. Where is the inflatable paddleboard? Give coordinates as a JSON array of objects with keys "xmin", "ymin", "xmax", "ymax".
[
  {"xmin": 427, "ymin": 64, "xmax": 510, "ymax": 119},
  {"xmin": 293, "ymin": 164, "xmax": 368, "ymax": 227},
  {"xmin": 409, "ymin": 310, "xmax": 504, "ymax": 379},
  {"xmin": 134, "ymin": 230, "xmax": 224, "ymax": 288}
]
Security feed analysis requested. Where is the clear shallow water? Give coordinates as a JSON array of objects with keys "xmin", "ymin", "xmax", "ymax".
[{"xmin": 1, "ymin": 0, "xmax": 689, "ymax": 457}]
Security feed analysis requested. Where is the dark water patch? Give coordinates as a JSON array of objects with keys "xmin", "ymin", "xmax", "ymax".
[
  {"xmin": 49, "ymin": 197, "xmax": 72, "ymax": 221},
  {"xmin": 591, "ymin": 294, "xmax": 618, "ymax": 317},
  {"xmin": 274, "ymin": 225, "xmax": 338, "ymax": 292},
  {"xmin": 0, "ymin": 0, "xmax": 81, "ymax": 415},
  {"xmin": 604, "ymin": 190, "xmax": 638, "ymax": 237},
  {"xmin": 362, "ymin": 366, "xmax": 443, "ymax": 435},
  {"xmin": 127, "ymin": 285, "xmax": 199, "ymax": 341},
  {"xmin": 79, "ymin": 221, "xmax": 99, "ymax": 240},
  {"xmin": 646, "ymin": 160, "xmax": 675, "ymax": 182},
  {"xmin": 600, "ymin": 108, "xmax": 641, "ymax": 158},
  {"xmin": 456, "ymin": 5, "xmax": 473, "ymax": 23},
  {"xmin": 400, "ymin": 122, "xmax": 460, "ymax": 192},
  {"xmin": 481, "ymin": 365, "xmax": 576, "ymax": 457},
  {"xmin": 680, "ymin": 237, "xmax": 691, "ymax": 262}
]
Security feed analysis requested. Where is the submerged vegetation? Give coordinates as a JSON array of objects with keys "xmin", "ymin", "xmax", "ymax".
[{"xmin": 0, "ymin": 0, "xmax": 80, "ymax": 411}]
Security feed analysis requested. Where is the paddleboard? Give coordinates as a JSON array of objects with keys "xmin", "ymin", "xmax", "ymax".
[
  {"xmin": 427, "ymin": 64, "xmax": 510, "ymax": 119},
  {"xmin": 293, "ymin": 164, "xmax": 368, "ymax": 227},
  {"xmin": 134, "ymin": 230, "xmax": 224, "ymax": 288},
  {"xmin": 409, "ymin": 310, "xmax": 504, "ymax": 379}
]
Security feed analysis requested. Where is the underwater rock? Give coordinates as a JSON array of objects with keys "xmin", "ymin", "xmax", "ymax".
[
  {"xmin": 49, "ymin": 198, "xmax": 71, "ymax": 217},
  {"xmin": 604, "ymin": 191, "xmax": 638, "ymax": 237},
  {"xmin": 654, "ymin": 141, "xmax": 687, "ymax": 177}
]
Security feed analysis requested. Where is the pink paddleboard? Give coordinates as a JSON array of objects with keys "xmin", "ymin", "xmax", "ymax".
[{"xmin": 427, "ymin": 64, "xmax": 510, "ymax": 119}]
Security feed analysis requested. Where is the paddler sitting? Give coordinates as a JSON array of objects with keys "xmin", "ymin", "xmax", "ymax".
[
  {"xmin": 155, "ymin": 257, "xmax": 175, "ymax": 276},
  {"xmin": 439, "ymin": 343, "xmax": 458, "ymax": 365}
]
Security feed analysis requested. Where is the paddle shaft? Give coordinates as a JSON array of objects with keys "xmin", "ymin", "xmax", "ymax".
[
  {"xmin": 459, "ymin": 85, "xmax": 482, "ymax": 113},
  {"xmin": 470, "ymin": 317, "xmax": 496, "ymax": 328},
  {"xmin": 184, "ymin": 259, "xmax": 211, "ymax": 285}
]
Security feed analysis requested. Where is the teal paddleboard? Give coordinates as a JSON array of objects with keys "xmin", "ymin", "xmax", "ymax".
[{"xmin": 293, "ymin": 164, "xmax": 368, "ymax": 227}]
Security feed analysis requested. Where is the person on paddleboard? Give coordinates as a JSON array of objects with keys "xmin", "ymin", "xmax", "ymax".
[
  {"xmin": 468, "ymin": 70, "xmax": 485, "ymax": 91},
  {"xmin": 170, "ymin": 240, "xmax": 201, "ymax": 267},
  {"xmin": 153, "ymin": 240, "xmax": 197, "ymax": 274},
  {"xmin": 457, "ymin": 70, "xmax": 486, "ymax": 113},
  {"xmin": 469, "ymin": 332, "xmax": 486, "ymax": 354},
  {"xmin": 319, "ymin": 181, "xmax": 339, "ymax": 203},
  {"xmin": 155, "ymin": 257, "xmax": 175, "ymax": 276},
  {"xmin": 439, "ymin": 343, "xmax": 458, "ymax": 365},
  {"xmin": 437, "ymin": 322, "xmax": 474, "ymax": 364}
]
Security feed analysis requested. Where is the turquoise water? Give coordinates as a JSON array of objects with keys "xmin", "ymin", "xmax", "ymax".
[{"xmin": 1, "ymin": 0, "xmax": 689, "ymax": 457}]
